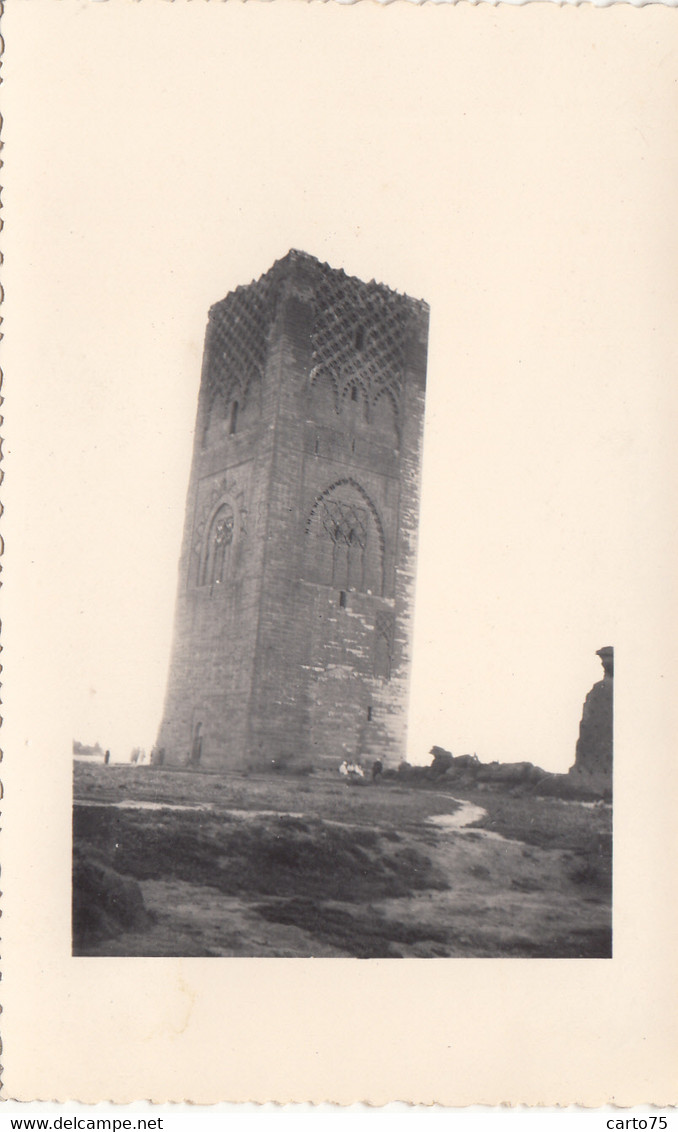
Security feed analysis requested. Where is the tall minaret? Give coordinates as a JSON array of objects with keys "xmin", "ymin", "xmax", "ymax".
[{"xmin": 156, "ymin": 251, "xmax": 429, "ymax": 770}]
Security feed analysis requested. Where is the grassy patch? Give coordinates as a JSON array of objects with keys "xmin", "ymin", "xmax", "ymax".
[
  {"xmin": 254, "ymin": 898, "xmax": 611, "ymax": 959},
  {"xmin": 74, "ymin": 805, "xmax": 449, "ymax": 904},
  {"xmin": 449, "ymin": 787, "xmax": 612, "ymax": 853},
  {"xmin": 255, "ymin": 898, "xmax": 450, "ymax": 958},
  {"xmin": 74, "ymin": 763, "xmax": 464, "ymax": 827},
  {"xmin": 73, "ymin": 764, "xmax": 612, "ymax": 958},
  {"xmin": 449, "ymin": 787, "xmax": 613, "ymax": 896}
]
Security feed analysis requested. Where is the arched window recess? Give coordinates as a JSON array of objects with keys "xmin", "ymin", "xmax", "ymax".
[{"xmin": 201, "ymin": 502, "xmax": 235, "ymax": 587}]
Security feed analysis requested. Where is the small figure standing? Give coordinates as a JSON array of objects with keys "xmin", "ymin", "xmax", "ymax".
[
  {"xmin": 372, "ymin": 759, "xmax": 383, "ymax": 782},
  {"xmin": 104, "ymin": 749, "xmax": 111, "ymax": 765}
]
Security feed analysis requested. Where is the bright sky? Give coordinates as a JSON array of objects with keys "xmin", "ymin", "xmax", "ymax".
[{"xmin": 5, "ymin": 3, "xmax": 675, "ymax": 771}]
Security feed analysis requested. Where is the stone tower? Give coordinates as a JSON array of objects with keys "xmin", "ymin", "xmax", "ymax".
[{"xmin": 156, "ymin": 250, "xmax": 429, "ymax": 771}]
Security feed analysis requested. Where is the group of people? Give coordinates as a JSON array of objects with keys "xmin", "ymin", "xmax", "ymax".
[
  {"xmin": 100, "ymin": 747, "xmax": 156, "ymax": 766},
  {"xmin": 339, "ymin": 758, "xmax": 384, "ymax": 782},
  {"xmin": 339, "ymin": 760, "xmax": 364, "ymax": 779}
]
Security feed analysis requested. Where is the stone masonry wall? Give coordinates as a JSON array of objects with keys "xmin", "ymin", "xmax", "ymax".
[
  {"xmin": 248, "ymin": 254, "xmax": 428, "ymax": 767},
  {"xmin": 157, "ymin": 268, "xmax": 284, "ymax": 768},
  {"xmin": 157, "ymin": 251, "xmax": 429, "ymax": 771}
]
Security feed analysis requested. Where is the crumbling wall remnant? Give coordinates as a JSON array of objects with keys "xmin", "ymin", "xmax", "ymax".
[{"xmin": 569, "ymin": 646, "xmax": 613, "ymax": 794}]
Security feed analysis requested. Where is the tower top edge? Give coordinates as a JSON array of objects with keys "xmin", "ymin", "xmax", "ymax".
[{"xmin": 208, "ymin": 249, "xmax": 430, "ymax": 315}]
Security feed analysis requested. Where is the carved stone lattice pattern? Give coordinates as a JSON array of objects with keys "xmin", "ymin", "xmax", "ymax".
[
  {"xmin": 206, "ymin": 270, "xmax": 280, "ymax": 412},
  {"xmin": 310, "ymin": 265, "xmax": 409, "ymax": 422},
  {"xmin": 201, "ymin": 504, "xmax": 235, "ymax": 586},
  {"xmin": 305, "ymin": 477, "xmax": 385, "ymax": 557},
  {"xmin": 191, "ymin": 474, "xmax": 248, "ymax": 587},
  {"xmin": 320, "ymin": 500, "xmax": 368, "ymax": 549},
  {"xmin": 305, "ymin": 478, "xmax": 385, "ymax": 595}
]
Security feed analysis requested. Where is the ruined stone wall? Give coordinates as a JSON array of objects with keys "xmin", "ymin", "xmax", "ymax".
[
  {"xmin": 569, "ymin": 647, "xmax": 614, "ymax": 794},
  {"xmin": 157, "ymin": 251, "xmax": 428, "ymax": 770}
]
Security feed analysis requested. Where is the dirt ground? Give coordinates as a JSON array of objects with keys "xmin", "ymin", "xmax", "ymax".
[{"xmin": 73, "ymin": 762, "xmax": 612, "ymax": 958}]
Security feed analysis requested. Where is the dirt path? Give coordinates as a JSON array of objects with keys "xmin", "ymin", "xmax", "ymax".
[
  {"xmin": 73, "ymin": 764, "xmax": 612, "ymax": 958},
  {"xmin": 426, "ymin": 797, "xmax": 487, "ymax": 831}
]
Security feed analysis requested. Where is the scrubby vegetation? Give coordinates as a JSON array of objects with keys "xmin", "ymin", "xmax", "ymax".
[
  {"xmin": 74, "ymin": 804, "xmax": 448, "ymax": 906},
  {"xmin": 72, "ymin": 851, "xmax": 152, "ymax": 948},
  {"xmin": 73, "ymin": 762, "xmax": 612, "ymax": 959}
]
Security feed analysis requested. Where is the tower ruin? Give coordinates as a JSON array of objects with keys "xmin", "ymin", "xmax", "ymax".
[
  {"xmin": 157, "ymin": 250, "xmax": 429, "ymax": 770},
  {"xmin": 569, "ymin": 646, "xmax": 613, "ymax": 796}
]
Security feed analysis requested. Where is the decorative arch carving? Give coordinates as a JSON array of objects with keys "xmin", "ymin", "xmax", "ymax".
[
  {"xmin": 203, "ymin": 272, "xmax": 278, "ymax": 434},
  {"xmin": 191, "ymin": 475, "xmax": 248, "ymax": 589},
  {"xmin": 201, "ymin": 502, "xmax": 235, "ymax": 586},
  {"xmin": 308, "ymin": 264, "xmax": 408, "ymax": 442},
  {"xmin": 309, "ymin": 369, "xmax": 340, "ymax": 417},
  {"xmin": 371, "ymin": 388, "xmax": 399, "ymax": 439},
  {"xmin": 304, "ymin": 478, "xmax": 385, "ymax": 595}
]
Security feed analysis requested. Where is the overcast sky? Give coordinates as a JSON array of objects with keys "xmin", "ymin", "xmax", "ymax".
[{"xmin": 6, "ymin": 2, "xmax": 675, "ymax": 771}]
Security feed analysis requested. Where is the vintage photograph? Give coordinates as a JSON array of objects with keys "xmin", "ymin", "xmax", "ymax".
[
  {"xmin": 72, "ymin": 247, "xmax": 612, "ymax": 959},
  {"xmin": 6, "ymin": 0, "xmax": 676, "ymax": 1106}
]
